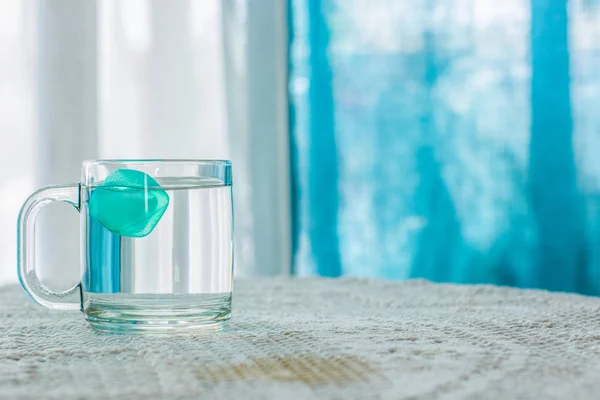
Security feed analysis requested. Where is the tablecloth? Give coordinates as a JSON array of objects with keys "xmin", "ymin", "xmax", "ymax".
[{"xmin": 2, "ymin": 278, "xmax": 600, "ymax": 399}]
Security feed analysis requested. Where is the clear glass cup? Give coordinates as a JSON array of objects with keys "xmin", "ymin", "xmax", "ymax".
[{"xmin": 17, "ymin": 160, "xmax": 233, "ymax": 332}]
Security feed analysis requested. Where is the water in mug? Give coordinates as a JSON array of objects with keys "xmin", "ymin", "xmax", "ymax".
[{"xmin": 80, "ymin": 177, "xmax": 233, "ymax": 327}]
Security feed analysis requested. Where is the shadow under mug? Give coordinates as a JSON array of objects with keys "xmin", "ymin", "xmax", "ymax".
[{"xmin": 17, "ymin": 159, "xmax": 234, "ymax": 332}]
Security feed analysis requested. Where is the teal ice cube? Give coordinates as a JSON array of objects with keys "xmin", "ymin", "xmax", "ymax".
[{"xmin": 89, "ymin": 169, "xmax": 170, "ymax": 238}]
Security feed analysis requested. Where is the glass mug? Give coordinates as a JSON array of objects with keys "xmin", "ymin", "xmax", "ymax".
[{"xmin": 17, "ymin": 160, "xmax": 233, "ymax": 332}]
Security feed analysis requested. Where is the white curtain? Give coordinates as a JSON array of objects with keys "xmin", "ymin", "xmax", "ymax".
[{"xmin": 0, "ymin": 0, "xmax": 290, "ymax": 285}]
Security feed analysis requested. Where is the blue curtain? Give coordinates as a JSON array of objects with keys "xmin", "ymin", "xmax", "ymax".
[{"xmin": 289, "ymin": 0, "xmax": 600, "ymax": 294}]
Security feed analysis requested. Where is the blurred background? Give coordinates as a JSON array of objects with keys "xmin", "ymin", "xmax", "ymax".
[{"xmin": 2, "ymin": 0, "xmax": 600, "ymax": 295}]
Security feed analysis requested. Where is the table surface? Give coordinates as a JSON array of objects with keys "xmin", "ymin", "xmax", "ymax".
[{"xmin": 2, "ymin": 278, "xmax": 600, "ymax": 400}]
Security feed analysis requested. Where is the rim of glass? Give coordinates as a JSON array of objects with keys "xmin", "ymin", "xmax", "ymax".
[{"xmin": 83, "ymin": 159, "xmax": 231, "ymax": 167}]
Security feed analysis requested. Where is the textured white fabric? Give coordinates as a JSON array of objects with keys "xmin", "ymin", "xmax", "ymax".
[{"xmin": 2, "ymin": 278, "xmax": 600, "ymax": 399}]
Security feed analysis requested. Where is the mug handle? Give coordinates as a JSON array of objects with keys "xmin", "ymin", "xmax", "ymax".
[{"xmin": 17, "ymin": 184, "xmax": 81, "ymax": 310}]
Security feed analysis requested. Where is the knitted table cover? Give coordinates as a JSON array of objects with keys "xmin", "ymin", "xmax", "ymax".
[{"xmin": 1, "ymin": 278, "xmax": 600, "ymax": 399}]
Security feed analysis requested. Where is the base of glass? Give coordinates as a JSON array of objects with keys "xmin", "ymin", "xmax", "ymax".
[{"xmin": 82, "ymin": 292, "xmax": 231, "ymax": 333}]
